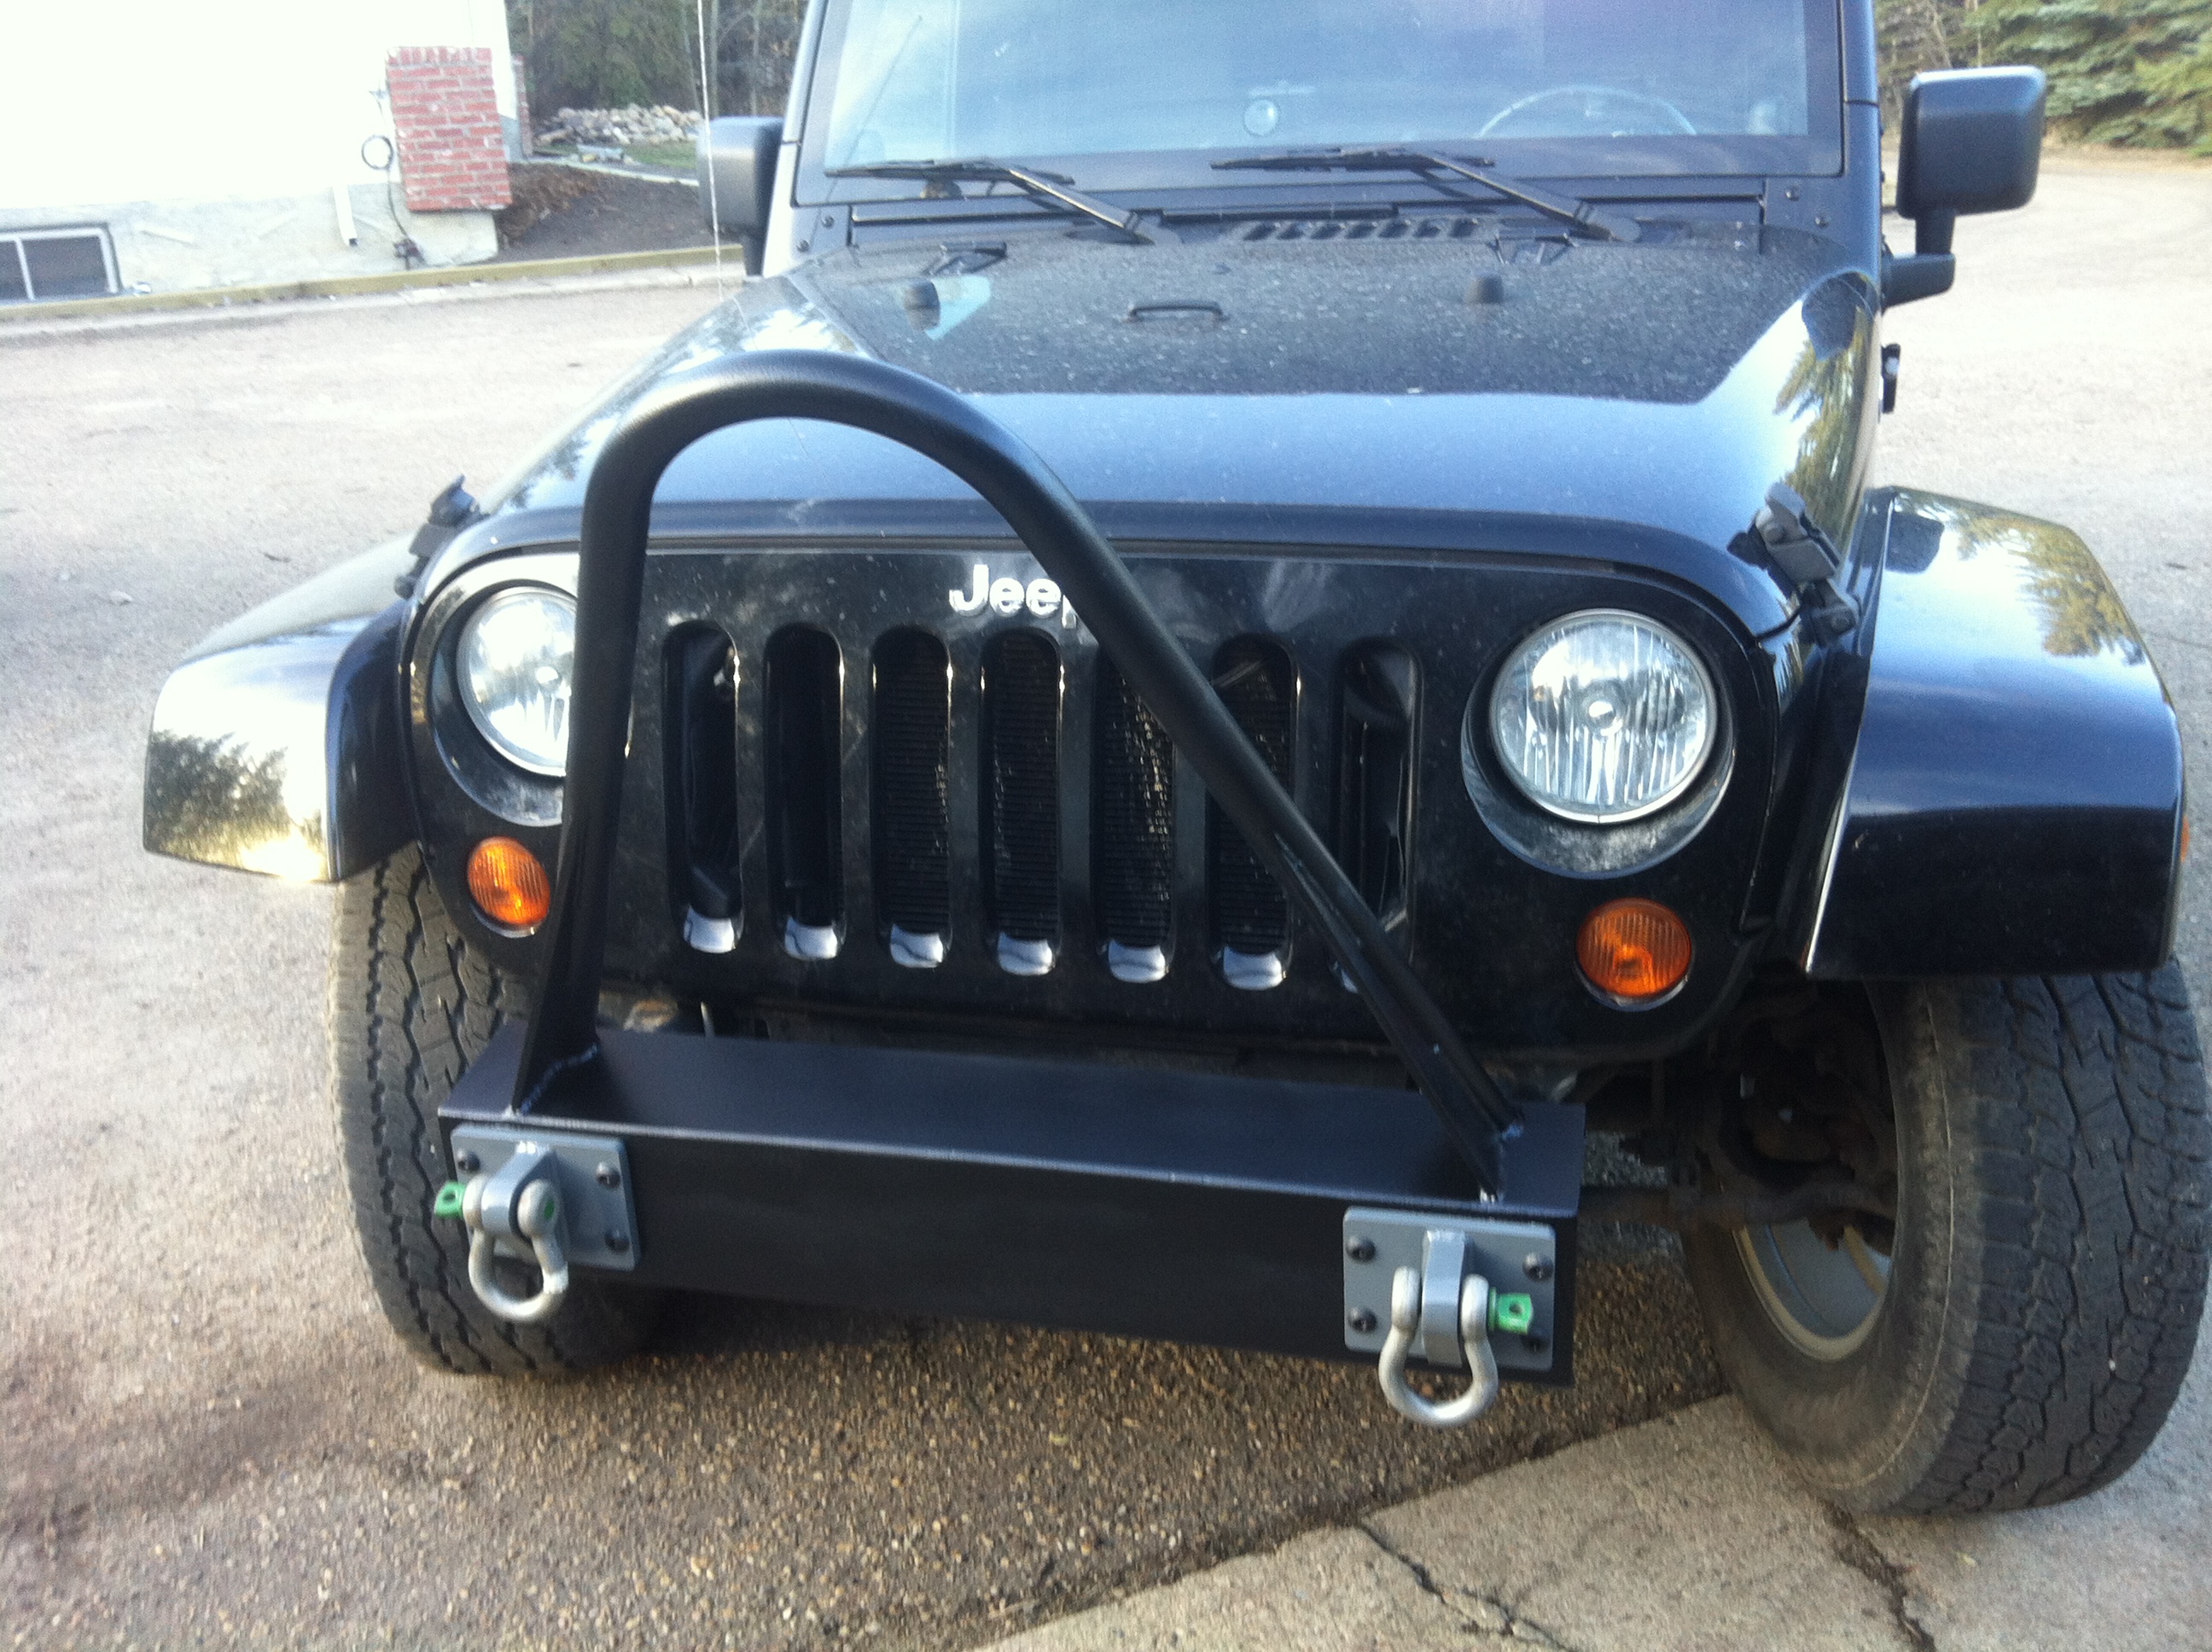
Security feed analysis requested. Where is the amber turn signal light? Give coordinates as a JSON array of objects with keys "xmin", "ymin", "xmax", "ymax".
[
  {"xmin": 1578, "ymin": 898, "xmax": 1691, "ymax": 1004},
  {"xmin": 467, "ymin": 837, "xmax": 551, "ymax": 934}
]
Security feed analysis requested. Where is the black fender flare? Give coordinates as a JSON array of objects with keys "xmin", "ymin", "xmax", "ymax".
[
  {"xmin": 1799, "ymin": 489, "xmax": 2183, "ymax": 977},
  {"xmin": 143, "ymin": 542, "xmax": 415, "ymax": 883}
]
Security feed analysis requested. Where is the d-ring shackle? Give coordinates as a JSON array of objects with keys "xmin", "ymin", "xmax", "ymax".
[
  {"xmin": 1377, "ymin": 1265, "xmax": 1502, "ymax": 1428},
  {"xmin": 458, "ymin": 1143, "xmax": 571, "ymax": 1323}
]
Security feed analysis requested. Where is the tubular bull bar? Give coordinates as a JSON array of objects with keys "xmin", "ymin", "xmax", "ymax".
[{"xmin": 439, "ymin": 351, "xmax": 1583, "ymax": 1400}]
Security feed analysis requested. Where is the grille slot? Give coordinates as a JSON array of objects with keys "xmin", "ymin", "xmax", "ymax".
[
  {"xmin": 764, "ymin": 625, "xmax": 844, "ymax": 955},
  {"xmin": 1336, "ymin": 643, "xmax": 1418, "ymax": 939},
  {"xmin": 665, "ymin": 626, "xmax": 742, "ymax": 951},
  {"xmin": 1208, "ymin": 636, "xmax": 1297, "ymax": 981},
  {"xmin": 871, "ymin": 629, "xmax": 952, "ymax": 965},
  {"xmin": 1094, "ymin": 655, "xmax": 1174, "ymax": 978},
  {"xmin": 981, "ymin": 630, "xmax": 1062, "ymax": 970}
]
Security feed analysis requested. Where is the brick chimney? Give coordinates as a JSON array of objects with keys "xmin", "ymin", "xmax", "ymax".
[{"xmin": 386, "ymin": 47, "xmax": 512, "ymax": 212}]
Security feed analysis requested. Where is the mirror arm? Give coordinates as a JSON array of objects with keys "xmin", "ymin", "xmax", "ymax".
[
  {"xmin": 1882, "ymin": 248, "xmax": 1955, "ymax": 307},
  {"xmin": 1915, "ymin": 208, "xmax": 1957, "ymax": 258}
]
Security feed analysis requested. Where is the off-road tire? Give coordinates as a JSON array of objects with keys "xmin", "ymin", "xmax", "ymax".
[
  {"xmin": 329, "ymin": 843, "xmax": 661, "ymax": 1375},
  {"xmin": 1686, "ymin": 968, "xmax": 2210, "ymax": 1514}
]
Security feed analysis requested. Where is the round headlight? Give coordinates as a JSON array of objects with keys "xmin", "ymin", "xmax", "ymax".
[
  {"xmin": 1487, "ymin": 611, "xmax": 1715, "ymax": 823},
  {"xmin": 458, "ymin": 587, "xmax": 575, "ymax": 776}
]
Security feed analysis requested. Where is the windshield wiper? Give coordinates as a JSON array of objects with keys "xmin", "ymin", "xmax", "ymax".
[
  {"xmin": 1212, "ymin": 147, "xmax": 1641, "ymax": 243},
  {"xmin": 826, "ymin": 159, "xmax": 1147, "ymax": 241}
]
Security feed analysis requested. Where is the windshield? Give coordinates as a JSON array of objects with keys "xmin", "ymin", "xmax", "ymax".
[{"xmin": 803, "ymin": 0, "xmax": 1841, "ymax": 194}]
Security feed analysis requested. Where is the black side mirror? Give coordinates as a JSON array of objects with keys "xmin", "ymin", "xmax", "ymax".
[
  {"xmin": 696, "ymin": 116, "xmax": 785, "ymax": 272},
  {"xmin": 1886, "ymin": 67, "xmax": 2045, "ymax": 305}
]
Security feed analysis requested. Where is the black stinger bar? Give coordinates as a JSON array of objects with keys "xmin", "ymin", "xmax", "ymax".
[{"xmin": 512, "ymin": 351, "xmax": 1521, "ymax": 1190}]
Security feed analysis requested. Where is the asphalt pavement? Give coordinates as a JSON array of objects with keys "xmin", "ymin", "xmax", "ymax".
[{"xmin": 2, "ymin": 158, "xmax": 2207, "ymax": 1652}]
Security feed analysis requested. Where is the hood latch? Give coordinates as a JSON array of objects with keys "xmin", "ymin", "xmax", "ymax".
[{"xmin": 1755, "ymin": 483, "xmax": 1860, "ymax": 642}]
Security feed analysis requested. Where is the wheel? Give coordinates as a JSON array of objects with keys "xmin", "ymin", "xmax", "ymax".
[
  {"xmin": 329, "ymin": 844, "xmax": 661, "ymax": 1374},
  {"xmin": 1685, "ymin": 968, "xmax": 2209, "ymax": 1514},
  {"xmin": 1477, "ymin": 84, "xmax": 1697, "ymax": 140}
]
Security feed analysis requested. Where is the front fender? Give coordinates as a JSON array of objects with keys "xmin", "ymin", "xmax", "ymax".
[
  {"xmin": 1802, "ymin": 489, "xmax": 2184, "ymax": 977},
  {"xmin": 143, "ymin": 542, "xmax": 416, "ymax": 882}
]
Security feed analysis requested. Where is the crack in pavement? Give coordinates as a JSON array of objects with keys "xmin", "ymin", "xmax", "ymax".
[
  {"xmin": 1825, "ymin": 1507, "xmax": 1936, "ymax": 1652},
  {"xmin": 1355, "ymin": 1521, "xmax": 1576, "ymax": 1648},
  {"xmin": 2143, "ymin": 625, "xmax": 2212, "ymax": 656}
]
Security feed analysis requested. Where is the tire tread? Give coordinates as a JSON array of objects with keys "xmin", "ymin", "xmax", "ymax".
[
  {"xmin": 1906, "ymin": 969, "xmax": 2209, "ymax": 1512},
  {"xmin": 329, "ymin": 846, "xmax": 655, "ymax": 1376}
]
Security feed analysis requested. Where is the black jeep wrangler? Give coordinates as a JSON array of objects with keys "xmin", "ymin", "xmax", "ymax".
[{"xmin": 146, "ymin": 0, "xmax": 2206, "ymax": 1515}]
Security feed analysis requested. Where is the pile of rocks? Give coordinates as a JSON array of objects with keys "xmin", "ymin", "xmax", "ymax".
[{"xmin": 534, "ymin": 106, "xmax": 704, "ymax": 152}]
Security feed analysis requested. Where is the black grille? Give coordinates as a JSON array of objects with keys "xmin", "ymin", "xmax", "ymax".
[
  {"xmin": 1336, "ymin": 643, "xmax": 1417, "ymax": 934},
  {"xmin": 1093, "ymin": 655, "xmax": 1174, "ymax": 951},
  {"xmin": 655, "ymin": 603, "xmax": 1394, "ymax": 990},
  {"xmin": 871, "ymin": 629, "xmax": 952, "ymax": 937},
  {"xmin": 765, "ymin": 626, "xmax": 844, "ymax": 930},
  {"xmin": 981, "ymin": 631, "xmax": 1062, "ymax": 944},
  {"xmin": 1208, "ymin": 637, "xmax": 1297, "ymax": 957},
  {"xmin": 665, "ymin": 625, "xmax": 742, "ymax": 920}
]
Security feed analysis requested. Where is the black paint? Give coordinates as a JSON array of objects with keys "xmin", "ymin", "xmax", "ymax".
[{"xmin": 445, "ymin": 1021, "xmax": 1582, "ymax": 1376}]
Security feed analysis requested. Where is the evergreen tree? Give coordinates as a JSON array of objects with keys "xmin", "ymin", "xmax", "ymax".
[
  {"xmin": 709, "ymin": 0, "xmax": 806, "ymax": 116},
  {"xmin": 1876, "ymin": 0, "xmax": 1982, "ymax": 127},
  {"xmin": 1877, "ymin": 0, "xmax": 2212, "ymax": 150},
  {"xmin": 1973, "ymin": 0, "xmax": 2212, "ymax": 150},
  {"xmin": 505, "ymin": 0, "xmax": 805, "ymax": 118},
  {"xmin": 508, "ymin": 0, "xmax": 705, "ymax": 113}
]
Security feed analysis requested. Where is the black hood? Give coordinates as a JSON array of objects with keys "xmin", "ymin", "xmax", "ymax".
[
  {"xmin": 469, "ymin": 224, "xmax": 1882, "ymax": 635},
  {"xmin": 801, "ymin": 221, "xmax": 1853, "ymax": 401}
]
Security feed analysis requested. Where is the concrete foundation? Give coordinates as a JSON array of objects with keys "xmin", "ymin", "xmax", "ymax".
[{"xmin": 0, "ymin": 183, "xmax": 497, "ymax": 298}]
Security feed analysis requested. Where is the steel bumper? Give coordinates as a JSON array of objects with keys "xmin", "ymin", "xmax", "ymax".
[{"xmin": 441, "ymin": 1025, "xmax": 1583, "ymax": 1379}]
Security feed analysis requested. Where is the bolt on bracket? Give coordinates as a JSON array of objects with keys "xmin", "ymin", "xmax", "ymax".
[
  {"xmin": 1344, "ymin": 1208, "xmax": 1555, "ymax": 1428},
  {"xmin": 1342, "ymin": 1207, "xmax": 1557, "ymax": 1373},
  {"xmin": 438, "ymin": 1127, "xmax": 640, "ymax": 1323}
]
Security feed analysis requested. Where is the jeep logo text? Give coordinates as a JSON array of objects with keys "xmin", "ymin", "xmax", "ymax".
[{"xmin": 949, "ymin": 562, "xmax": 1080, "ymax": 627}]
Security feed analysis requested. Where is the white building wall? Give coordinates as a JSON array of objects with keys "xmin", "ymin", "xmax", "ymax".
[{"xmin": 3, "ymin": 0, "xmax": 517, "ymax": 294}]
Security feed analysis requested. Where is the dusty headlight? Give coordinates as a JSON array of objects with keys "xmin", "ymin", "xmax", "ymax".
[
  {"xmin": 1488, "ymin": 611, "xmax": 1715, "ymax": 823},
  {"xmin": 458, "ymin": 587, "xmax": 575, "ymax": 776}
]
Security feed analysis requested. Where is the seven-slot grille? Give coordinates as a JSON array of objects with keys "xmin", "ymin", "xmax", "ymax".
[{"xmin": 661, "ymin": 599, "xmax": 1410, "ymax": 991}]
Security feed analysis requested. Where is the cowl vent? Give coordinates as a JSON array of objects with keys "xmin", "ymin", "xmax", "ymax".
[{"xmin": 1239, "ymin": 217, "xmax": 1481, "ymax": 243}]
